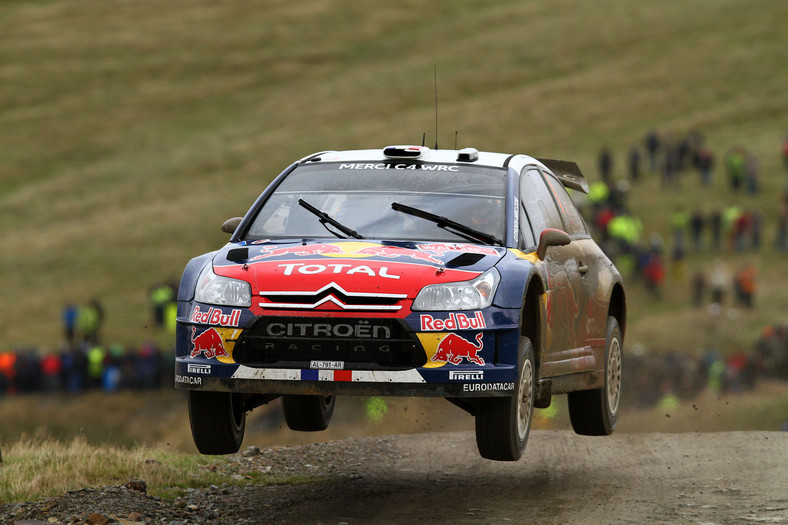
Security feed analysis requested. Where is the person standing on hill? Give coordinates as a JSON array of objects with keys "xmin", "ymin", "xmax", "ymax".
[
  {"xmin": 708, "ymin": 259, "xmax": 730, "ymax": 305},
  {"xmin": 598, "ymin": 146, "xmax": 614, "ymax": 184},
  {"xmin": 644, "ymin": 129, "xmax": 661, "ymax": 172},
  {"xmin": 78, "ymin": 301, "xmax": 101, "ymax": 344},
  {"xmin": 690, "ymin": 209, "xmax": 705, "ymax": 251},
  {"xmin": 149, "ymin": 281, "xmax": 176, "ymax": 328},
  {"xmin": 670, "ymin": 207, "xmax": 689, "ymax": 257},
  {"xmin": 709, "ymin": 208, "xmax": 722, "ymax": 250},
  {"xmin": 694, "ymin": 145, "xmax": 715, "ymax": 186},
  {"xmin": 735, "ymin": 264, "xmax": 756, "ymax": 308},
  {"xmin": 725, "ymin": 147, "xmax": 746, "ymax": 191},
  {"xmin": 62, "ymin": 303, "xmax": 78, "ymax": 344},
  {"xmin": 86, "ymin": 344, "xmax": 106, "ymax": 389},
  {"xmin": 643, "ymin": 248, "xmax": 665, "ymax": 298},
  {"xmin": 662, "ymin": 142, "xmax": 680, "ymax": 188}
]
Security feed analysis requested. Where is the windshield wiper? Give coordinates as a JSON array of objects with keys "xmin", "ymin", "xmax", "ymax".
[
  {"xmin": 391, "ymin": 202, "xmax": 503, "ymax": 246},
  {"xmin": 298, "ymin": 199, "xmax": 363, "ymax": 239}
]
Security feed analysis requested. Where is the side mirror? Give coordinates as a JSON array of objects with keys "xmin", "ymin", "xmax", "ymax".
[
  {"xmin": 221, "ymin": 217, "xmax": 243, "ymax": 234},
  {"xmin": 536, "ymin": 228, "xmax": 571, "ymax": 260}
]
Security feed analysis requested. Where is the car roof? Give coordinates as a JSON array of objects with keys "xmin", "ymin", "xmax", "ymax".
[
  {"xmin": 297, "ymin": 146, "xmax": 588, "ymax": 193},
  {"xmin": 297, "ymin": 146, "xmax": 531, "ymax": 168}
]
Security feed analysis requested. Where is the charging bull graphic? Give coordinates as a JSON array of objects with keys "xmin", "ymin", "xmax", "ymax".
[
  {"xmin": 431, "ymin": 333, "xmax": 485, "ymax": 366},
  {"xmin": 190, "ymin": 327, "xmax": 229, "ymax": 359},
  {"xmin": 250, "ymin": 242, "xmax": 444, "ymax": 265}
]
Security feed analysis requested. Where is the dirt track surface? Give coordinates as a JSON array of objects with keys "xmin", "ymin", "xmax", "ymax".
[
  {"xmin": 254, "ymin": 431, "xmax": 787, "ymax": 524},
  {"xmin": 5, "ymin": 430, "xmax": 788, "ymax": 524}
]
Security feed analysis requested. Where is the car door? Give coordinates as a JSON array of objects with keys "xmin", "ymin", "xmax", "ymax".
[
  {"xmin": 539, "ymin": 171, "xmax": 593, "ymax": 350},
  {"xmin": 520, "ymin": 168, "xmax": 590, "ymax": 377}
]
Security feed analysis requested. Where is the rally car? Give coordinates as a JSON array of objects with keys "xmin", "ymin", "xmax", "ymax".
[{"xmin": 175, "ymin": 145, "xmax": 625, "ymax": 461}]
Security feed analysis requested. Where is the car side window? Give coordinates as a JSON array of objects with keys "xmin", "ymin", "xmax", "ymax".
[
  {"xmin": 517, "ymin": 195, "xmax": 536, "ymax": 249},
  {"xmin": 520, "ymin": 168, "xmax": 565, "ymax": 240},
  {"xmin": 540, "ymin": 170, "xmax": 588, "ymax": 237}
]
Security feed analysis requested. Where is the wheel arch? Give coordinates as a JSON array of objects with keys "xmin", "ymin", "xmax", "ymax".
[
  {"xmin": 608, "ymin": 282, "xmax": 627, "ymax": 339},
  {"xmin": 520, "ymin": 274, "xmax": 545, "ymax": 370}
]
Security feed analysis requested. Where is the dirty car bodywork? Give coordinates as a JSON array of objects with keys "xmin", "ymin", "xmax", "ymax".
[{"xmin": 176, "ymin": 146, "xmax": 626, "ymax": 461}]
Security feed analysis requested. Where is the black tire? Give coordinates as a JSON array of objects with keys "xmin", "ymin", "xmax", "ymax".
[
  {"xmin": 568, "ymin": 316, "xmax": 622, "ymax": 435},
  {"xmin": 282, "ymin": 395, "xmax": 336, "ymax": 431},
  {"xmin": 188, "ymin": 390, "xmax": 246, "ymax": 455},
  {"xmin": 475, "ymin": 337, "xmax": 535, "ymax": 461}
]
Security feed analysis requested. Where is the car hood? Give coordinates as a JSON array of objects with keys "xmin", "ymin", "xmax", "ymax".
[{"xmin": 211, "ymin": 240, "xmax": 506, "ymax": 304}]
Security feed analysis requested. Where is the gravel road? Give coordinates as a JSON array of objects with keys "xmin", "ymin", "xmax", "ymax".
[{"xmin": 4, "ymin": 430, "xmax": 787, "ymax": 524}]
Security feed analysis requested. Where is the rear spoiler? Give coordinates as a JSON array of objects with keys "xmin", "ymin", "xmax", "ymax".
[{"xmin": 537, "ymin": 158, "xmax": 589, "ymax": 194}]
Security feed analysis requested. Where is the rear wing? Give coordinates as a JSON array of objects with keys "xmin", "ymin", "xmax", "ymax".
[{"xmin": 537, "ymin": 158, "xmax": 589, "ymax": 194}]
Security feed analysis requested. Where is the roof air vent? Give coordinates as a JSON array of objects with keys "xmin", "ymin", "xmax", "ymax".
[
  {"xmin": 457, "ymin": 148, "xmax": 479, "ymax": 162},
  {"xmin": 383, "ymin": 145, "xmax": 428, "ymax": 158}
]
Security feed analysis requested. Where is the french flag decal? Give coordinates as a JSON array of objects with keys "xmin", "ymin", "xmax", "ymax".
[
  {"xmin": 300, "ymin": 369, "xmax": 353, "ymax": 381},
  {"xmin": 232, "ymin": 366, "xmax": 426, "ymax": 383}
]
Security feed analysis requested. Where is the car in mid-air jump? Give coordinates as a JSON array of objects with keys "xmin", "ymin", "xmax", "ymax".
[{"xmin": 175, "ymin": 145, "xmax": 625, "ymax": 461}]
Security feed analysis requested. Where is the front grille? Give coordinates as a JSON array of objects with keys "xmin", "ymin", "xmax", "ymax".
[
  {"xmin": 259, "ymin": 283, "xmax": 406, "ymax": 311},
  {"xmin": 233, "ymin": 316, "xmax": 425, "ymax": 369}
]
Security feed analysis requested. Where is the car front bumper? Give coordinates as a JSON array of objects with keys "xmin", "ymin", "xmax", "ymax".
[{"xmin": 174, "ymin": 302, "xmax": 523, "ymax": 398}]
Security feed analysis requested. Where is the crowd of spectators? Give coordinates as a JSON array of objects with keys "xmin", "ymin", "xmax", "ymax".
[
  {"xmin": 581, "ymin": 130, "xmax": 788, "ymax": 409},
  {"xmin": 0, "ymin": 341, "xmax": 170, "ymax": 395},
  {"xmin": 0, "ymin": 283, "xmax": 179, "ymax": 396},
  {"xmin": 580, "ymin": 129, "xmax": 788, "ymax": 300},
  {"xmin": 624, "ymin": 322, "xmax": 788, "ymax": 410}
]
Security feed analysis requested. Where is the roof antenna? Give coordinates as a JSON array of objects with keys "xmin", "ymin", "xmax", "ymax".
[
  {"xmin": 454, "ymin": 130, "xmax": 458, "ymax": 150},
  {"xmin": 421, "ymin": 132, "xmax": 426, "ymax": 147},
  {"xmin": 433, "ymin": 65, "xmax": 439, "ymax": 149}
]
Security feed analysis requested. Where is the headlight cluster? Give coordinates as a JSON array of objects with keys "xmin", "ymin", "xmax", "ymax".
[
  {"xmin": 194, "ymin": 265, "xmax": 252, "ymax": 307},
  {"xmin": 413, "ymin": 268, "xmax": 500, "ymax": 311}
]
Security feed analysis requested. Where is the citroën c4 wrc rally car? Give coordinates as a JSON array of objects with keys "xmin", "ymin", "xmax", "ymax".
[{"xmin": 175, "ymin": 145, "xmax": 625, "ymax": 461}]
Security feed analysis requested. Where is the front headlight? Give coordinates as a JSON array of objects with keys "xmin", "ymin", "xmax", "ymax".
[
  {"xmin": 412, "ymin": 268, "xmax": 500, "ymax": 311},
  {"xmin": 194, "ymin": 265, "xmax": 252, "ymax": 307}
]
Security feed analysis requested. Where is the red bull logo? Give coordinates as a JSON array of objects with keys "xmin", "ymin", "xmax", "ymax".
[
  {"xmin": 351, "ymin": 244, "xmax": 443, "ymax": 265},
  {"xmin": 249, "ymin": 242, "xmax": 444, "ymax": 265},
  {"xmin": 431, "ymin": 333, "xmax": 485, "ymax": 366},
  {"xmin": 416, "ymin": 243, "xmax": 500, "ymax": 257},
  {"xmin": 250, "ymin": 244, "xmax": 346, "ymax": 261},
  {"xmin": 420, "ymin": 312, "xmax": 486, "ymax": 331},
  {"xmin": 190, "ymin": 306, "xmax": 242, "ymax": 327},
  {"xmin": 190, "ymin": 327, "xmax": 229, "ymax": 359}
]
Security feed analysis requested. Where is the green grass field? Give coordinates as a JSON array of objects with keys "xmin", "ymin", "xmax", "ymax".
[{"xmin": 1, "ymin": 0, "xmax": 787, "ymax": 357}]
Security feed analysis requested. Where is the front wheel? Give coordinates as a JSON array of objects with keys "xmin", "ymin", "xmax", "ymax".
[
  {"xmin": 475, "ymin": 337, "xmax": 535, "ymax": 461},
  {"xmin": 282, "ymin": 395, "xmax": 336, "ymax": 431},
  {"xmin": 568, "ymin": 316, "xmax": 622, "ymax": 435},
  {"xmin": 188, "ymin": 390, "xmax": 246, "ymax": 455}
]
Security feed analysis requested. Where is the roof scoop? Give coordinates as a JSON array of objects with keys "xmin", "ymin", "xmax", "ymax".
[
  {"xmin": 457, "ymin": 148, "xmax": 479, "ymax": 162},
  {"xmin": 383, "ymin": 145, "xmax": 429, "ymax": 158}
]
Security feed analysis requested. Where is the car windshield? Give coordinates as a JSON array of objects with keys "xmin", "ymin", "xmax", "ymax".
[{"xmin": 244, "ymin": 162, "xmax": 507, "ymax": 243}]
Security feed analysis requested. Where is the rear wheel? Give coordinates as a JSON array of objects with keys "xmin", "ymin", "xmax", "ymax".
[
  {"xmin": 568, "ymin": 316, "xmax": 622, "ymax": 435},
  {"xmin": 475, "ymin": 337, "xmax": 535, "ymax": 461},
  {"xmin": 188, "ymin": 390, "xmax": 246, "ymax": 455},
  {"xmin": 282, "ymin": 395, "xmax": 336, "ymax": 431}
]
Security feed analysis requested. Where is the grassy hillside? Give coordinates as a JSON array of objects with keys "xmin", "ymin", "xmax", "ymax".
[
  {"xmin": 1, "ymin": 0, "xmax": 787, "ymax": 354},
  {"xmin": 0, "ymin": 432, "xmax": 225, "ymax": 502}
]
